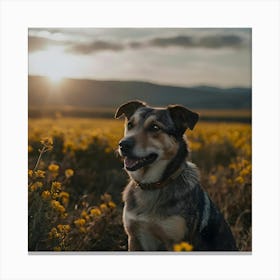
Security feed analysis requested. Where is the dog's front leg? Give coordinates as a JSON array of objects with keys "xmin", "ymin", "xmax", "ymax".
[{"xmin": 128, "ymin": 235, "xmax": 143, "ymax": 251}]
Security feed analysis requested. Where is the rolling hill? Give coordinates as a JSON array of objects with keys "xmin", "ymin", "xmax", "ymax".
[{"xmin": 28, "ymin": 75, "xmax": 251, "ymax": 110}]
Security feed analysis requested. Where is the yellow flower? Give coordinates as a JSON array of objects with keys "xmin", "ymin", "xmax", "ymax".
[
  {"xmin": 49, "ymin": 227, "xmax": 59, "ymax": 239},
  {"xmin": 28, "ymin": 145, "xmax": 33, "ymax": 153},
  {"xmin": 63, "ymin": 197, "xmax": 69, "ymax": 206},
  {"xmin": 64, "ymin": 224, "xmax": 71, "ymax": 231},
  {"xmin": 173, "ymin": 242, "xmax": 193, "ymax": 252},
  {"xmin": 100, "ymin": 203, "xmax": 108, "ymax": 211},
  {"xmin": 48, "ymin": 163, "xmax": 59, "ymax": 172},
  {"xmin": 61, "ymin": 197, "xmax": 69, "ymax": 207},
  {"xmin": 57, "ymin": 204, "xmax": 66, "ymax": 214},
  {"xmin": 51, "ymin": 181, "xmax": 62, "ymax": 192},
  {"xmin": 53, "ymin": 246, "xmax": 61, "ymax": 251},
  {"xmin": 209, "ymin": 175, "xmax": 217, "ymax": 184},
  {"xmin": 59, "ymin": 191, "xmax": 69, "ymax": 198},
  {"xmin": 28, "ymin": 169, "xmax": 33, "ymax": 177},
  {"xmin": 34, "ymin": 170, "xmax": 45, "ymax": 178},
  {"xmin": 40, "ymin": 137, "xmax": 53, "ymax": 147},
  {"xmin": 57, "ymin": 224, "xmax": 71, "ymax": 233},
  {"xmin": 74, "ymin": 218, "xmax": 86, "ymax": 227},
  {"xmin": 65, "ymin": 169, "xmax": 74, "ymax": 178},
  {"xmin": 50, "ymin": 200, "xmax": 66, "ymax": 213},
  {"xmin": 30, "ymin": 181, "xmax": 43, "ymax": 191},
  {"xmin": 90, "ymin": 208, "xmax": 102, "ymax": 216},
  {"xmin": 51, "ymin": 200, "xmax": 60, "ymax": 209},
  {"xmin": 41, "ymin": 190, "xmax": 51, "ymax": 200},
  {"xmin": 79, "ymin": 227, "xmax": 87, "ymax": 233},
  {"xmin": 173, "ymin": 244, "xmax": 182, "ymax": 252},
  {"xmin": 108, "ymin": 201, "xmax": 116, "ymax": 208},
  {"xmin": 101, "ymin": 193, "xmax": 112, "ymax": 203},
  {"xmin": 81, "ymin": 210, "xmax": 87, "ymax": 218},
  {"xmin": 235, "ymin": 176, "xmax": 244, "ymax": 184}
]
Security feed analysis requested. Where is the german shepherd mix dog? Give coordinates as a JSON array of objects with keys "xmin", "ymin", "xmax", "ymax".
[{"xmin": 115, "ymin": 100, "xmax": 237, "ymax": 251}]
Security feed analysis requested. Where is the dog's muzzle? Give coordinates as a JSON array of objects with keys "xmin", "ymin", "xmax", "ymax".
[
  {"xmin": 119, "ymin": 138, "xmax": 135, "ymax": 156},
  {"xmin": 119, "ymin": 138, "xmax": 158, "ymax": 171}
]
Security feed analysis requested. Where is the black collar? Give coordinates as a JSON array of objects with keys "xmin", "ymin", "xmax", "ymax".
[{"xmin": 134, "ymin": 164, "xmax": 185, "ymax": 190}]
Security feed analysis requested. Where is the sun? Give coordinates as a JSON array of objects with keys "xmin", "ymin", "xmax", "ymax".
[{"xmin": 48, "ymin": 72, "xmax": 64, "ymax": 84}]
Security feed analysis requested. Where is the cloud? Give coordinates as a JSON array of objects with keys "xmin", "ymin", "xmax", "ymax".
[
  {"xmin": 65, "ymin": 40, "xmax": 124, "ymax": 54},
  {"xmin": 198, "ymin": 35, "xmax": 243, "ymax": 48},
  {"xmin": 146, "ymin": 34, "xmax": 244, "ymax": 49},
  {"xmin": 149, "ymin": 35, "xmax": 195, "ymax": 48},
  {"xmin": 28, "ymin": 32, "xmax": 248, "ymax": 54},
  {"xmin": 28, "ymin": 36, "xmax": 68, "ymax": 52},
  {"xmin": 28, "ymin": 35, "xmax": 124, "ymax": 54},
  {"xmin": 28, "ymin": 36, "xmax": 53, "ymax": 52}
]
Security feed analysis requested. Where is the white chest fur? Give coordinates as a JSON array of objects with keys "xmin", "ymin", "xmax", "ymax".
[{"xmin": 123, "ymin": 206, "xmax": 186, "ymax": 251}]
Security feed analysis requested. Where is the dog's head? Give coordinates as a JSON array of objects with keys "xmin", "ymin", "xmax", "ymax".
[{"xmin": 115, "ymin": 100, "xmax": 199, "ymax": 184}]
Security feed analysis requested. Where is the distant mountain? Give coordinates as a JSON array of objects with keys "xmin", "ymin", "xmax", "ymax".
[{"xmin": 28, "ymin": 75, "xmax": 251, "ymax": 109}]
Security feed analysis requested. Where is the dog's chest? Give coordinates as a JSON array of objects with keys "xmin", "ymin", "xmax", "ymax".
[{"xmin": 123, "ymin": 205, "xmax": 186, "ymax": 250}]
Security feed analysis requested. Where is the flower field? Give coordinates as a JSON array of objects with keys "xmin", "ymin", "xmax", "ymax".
[{"xmin": 28, "ymin": 117, "xmax": 251, "ymax": 251}]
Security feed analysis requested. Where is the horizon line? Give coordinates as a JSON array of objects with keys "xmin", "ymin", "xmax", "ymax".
[{"xmin": 28, "ymin": 74, "xmax": 252, "ymax": 90}]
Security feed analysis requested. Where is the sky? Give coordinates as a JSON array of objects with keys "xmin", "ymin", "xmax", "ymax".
[{"xmin": 28, "ymin": 28, "xmax": 251, "ymax": 88}]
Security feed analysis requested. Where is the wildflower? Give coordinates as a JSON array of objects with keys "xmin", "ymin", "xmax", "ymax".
[
  {"xmin": 90, "ymin": 208, "xmax": 102, "ymax": 216},
  {"xmin": 101, "ymin": 193, "xmax": 112, "ymax": 203},
  {"xmin": 79, "ymin": 227, "xmax": 87, "ymax": 233},
  {"xmin": 30, "ymin": 181, "xmax": 43, "ymax": 192},
  {"xmin": 59, "ymin": 191, "xmax": 69, "ymax": 198},
  {"xmin": 209, "ymin": 175, "xmax": 217, "ymax": 184},
  {"xmin": 51, "ymin": 200, "xmax": 60, "ymax": 209},
  {"xmin": 49, "ymin": 227, "xmax": 59, "ymax": 239},
  {"xmin": 100, "ymin": 203, "xmax": 108, "ymax": 211},
  {"xmin": 34, "ymin": 170, "xmax": 45, "ymax": 178},
  {"xmin": 64, "ymin": 224, "xmax": 71, "ymax": 231},
  {"xmin": 57, "ymin": 204, "xmax": 66, "ymax": 214},
  {"xmin": 62, "ymin": 197, "xmax": 69, "ymax": 207},
  {"xmin": 235, "ymin": 176, "xmax": 244, "ymax": 184},
  {"xmin": 40, "ymin": 137, "xmax": 53, "ymax": 148},
  {"xmin": 48, "ymin": 163, "xmax": 59, "ymax": 172},
  {"xmin": 28, "ymin": 145, "xmax": 33, "ymax": 153},
  {"xmin": 60, "ymin": 192, "xmax": 70, "ymax": 207},
  {"xmin": 81, "ymin": 210, "xmax": 87, "ymax": 218},
  {"xmin": 173, "ymin": 242, "xmax": 193, "ymax": 252},
  {"xmin": 28, "ymin": 169, "xmax": 33, "ymax": 177},
  {"xmin": 53, "ymin": 246, "xmax": 61, "ymax": 251},
  {"xmin": 41, "ymin": 190, "xmax": 51, "ymax": 200},
  {"xmin": 74, "ymin": 218, "xmax": 86, "ymax": 227},
  {"xmin": 51, "ymin": 181, "xmax": 62, "ymax": 192},
  {"xmin": 50, "ymin": 200, "xmax": 65, "ymax": 214},
  {"xmin": 57, "ymin": 224, "xmax": 71, "ymax": 233},
  {"xmin": 108, "ymin": 201, "xmax": 116, "ymax": 208},
  {"xmin": 65, "ymin": 169, "xmax": 74, "ymax": 178}
]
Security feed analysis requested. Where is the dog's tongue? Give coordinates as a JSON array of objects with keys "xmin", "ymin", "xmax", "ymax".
[{"xmin": 124, "ymin": 157, "xmax": 138, "ymax": 169}]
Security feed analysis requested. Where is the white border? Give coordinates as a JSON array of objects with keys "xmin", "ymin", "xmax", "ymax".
[{"xmin": 1, "ymin": 1, "xmax": 279, "ymax": 280}]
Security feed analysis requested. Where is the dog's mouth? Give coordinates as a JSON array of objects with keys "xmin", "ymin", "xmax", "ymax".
[{"xmin": 124, "ymin": 153, "xmax": 158, "ymax": 171}]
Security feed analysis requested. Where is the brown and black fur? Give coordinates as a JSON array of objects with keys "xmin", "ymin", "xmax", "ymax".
[{"xmin": 115, "ymin": 100, "xmax": 237, "ymax": 251}]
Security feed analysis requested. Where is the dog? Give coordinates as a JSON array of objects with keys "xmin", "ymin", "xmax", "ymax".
[{"xmin": 115, "ymin": 100, "xmax": 237, "ymax": 251}]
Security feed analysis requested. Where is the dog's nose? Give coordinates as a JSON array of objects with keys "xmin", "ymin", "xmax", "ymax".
[{"xmin": 119, "ymin": 138, "xmax": 135, "ymax": 154}]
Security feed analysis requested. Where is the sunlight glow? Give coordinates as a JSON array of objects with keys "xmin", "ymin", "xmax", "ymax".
[
  {"xmin": 29, "ymin": 46, "xmax": 84, "ymax": 84},
  {"xmin": 47, "ymin": 72, "xmax": 64, "ymax": 84}
]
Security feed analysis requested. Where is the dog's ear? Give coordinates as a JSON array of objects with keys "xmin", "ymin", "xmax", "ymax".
[
  {"xmin": 168, "ymin": 105, "xmax": 199, "ymax": 133},
  {"xmin": 115, "ymin": 100, "xmax": 146, "ymax": 119}
]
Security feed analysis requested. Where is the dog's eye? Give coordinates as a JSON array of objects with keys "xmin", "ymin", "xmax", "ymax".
[
  {"xmin": 127, "ymin": 122, "xmax": 134, "ymax": 130},
  {"xmin": 149, "ymin": 124, "xmax": 161, "ymax": 132}
]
